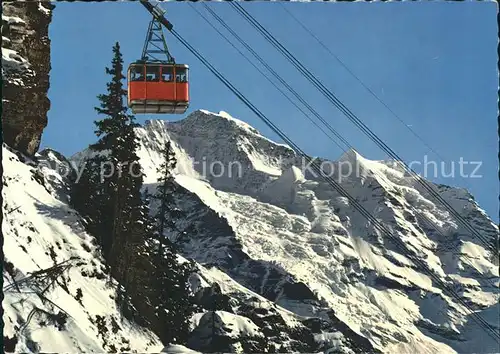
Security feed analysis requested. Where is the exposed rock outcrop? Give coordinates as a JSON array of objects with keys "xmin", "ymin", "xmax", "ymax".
[{"xmin": 2, "ymin": 1, "xmax": 54, "ymax": 155}]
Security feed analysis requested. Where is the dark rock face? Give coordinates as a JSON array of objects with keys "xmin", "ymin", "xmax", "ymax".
[
  {"xmin": 2, "ymin": 1, "xmax": 54, "ymax": 155},
  {"xmin": 194, "ymin": 283, "xmax": 235, "ymax": 313},
  {"xmin": 187, "ymin": 275, "xmax": 380, "ymax": 353}
]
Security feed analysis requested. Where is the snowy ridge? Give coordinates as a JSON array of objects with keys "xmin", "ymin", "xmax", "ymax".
[{"xmin": 150, "ymin": 110, "xmax": 295, "ymax": 192}]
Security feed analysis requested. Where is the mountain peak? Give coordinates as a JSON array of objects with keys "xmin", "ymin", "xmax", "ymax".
[
  {"xmin": 337, "ymin": 147, "xmax": 361, "ymax": 162},
  {"xmin": 166, "ymin": 109, "xmax": 262, "ymax": 137}
]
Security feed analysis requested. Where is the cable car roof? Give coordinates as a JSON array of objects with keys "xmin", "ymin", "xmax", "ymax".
[{"xmin": 129, "ymin": 61, "xmax": 189, "ymax": 69}]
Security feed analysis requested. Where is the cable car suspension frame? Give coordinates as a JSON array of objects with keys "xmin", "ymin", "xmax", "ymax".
[{"xmin": 139, "ymin": 4, "xmax": 175, "ymax": 64}]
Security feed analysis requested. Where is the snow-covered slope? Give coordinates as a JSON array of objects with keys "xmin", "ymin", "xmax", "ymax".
[
  {"xmin": 2, "ymin": 145, "xmax": 164, "ymax": 352},
  {"xmin": 125, "ymin": 110, "xmax": 498, "ymax": 353}
]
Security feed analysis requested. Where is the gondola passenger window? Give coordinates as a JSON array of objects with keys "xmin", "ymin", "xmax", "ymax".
[
  {"xmin": 146, "ymin": 66, "xmax": 160, "ymax": 82},
  {"xmin": 162, "ymin": 66, "xmax": 174, "ymax": 82},
  {"xmin": 176, "ymin": 67, "xmax": 187, "ymax": 83},
  {"xmin": 130, "ymin": 66, "xmax": 145, "ymax": 81}
]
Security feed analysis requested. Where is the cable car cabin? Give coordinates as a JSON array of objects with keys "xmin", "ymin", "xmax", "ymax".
[{"xmin": 127, "ymin": 63, "xmax": 189, "ymax": 114}]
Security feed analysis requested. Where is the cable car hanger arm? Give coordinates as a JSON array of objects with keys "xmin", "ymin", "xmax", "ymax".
[{"xmin": 140, "ymin": 0, "xmax": 174, "ymax": 31}]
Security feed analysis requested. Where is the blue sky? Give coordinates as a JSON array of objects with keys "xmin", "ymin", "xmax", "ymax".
[{"xmin": 42, "ymin": 1, "xmax": 498, "ymax": 221}]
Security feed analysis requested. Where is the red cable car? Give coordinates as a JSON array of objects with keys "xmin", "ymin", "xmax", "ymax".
[
  {"xmin": 127, "ymin": 6, "xmax": 189, "ymax": 115},
  {"xmin": 127, "ymin": 62, "xmax": 189, "ymax": 114}
]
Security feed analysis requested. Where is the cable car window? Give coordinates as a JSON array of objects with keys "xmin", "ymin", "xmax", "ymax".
[
  {"xmin": 161, "ymin": 66, "xmax": 173, "ymax": 82},
  {"xmin": 146, "ymin": 66, "xmax": 160, "ymax": 82},
  {"xmin": 175, "ymin": 67, "xmax": 187, "ymax": 83},
  {"xmin": 130, "ymin": 66, "xmax": 145, "ymax": 81}
]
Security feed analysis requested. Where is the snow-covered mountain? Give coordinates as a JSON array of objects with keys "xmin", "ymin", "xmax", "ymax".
[{"xmin": 3, "ymin": 109, "xmax": 499, "ymax": 353}]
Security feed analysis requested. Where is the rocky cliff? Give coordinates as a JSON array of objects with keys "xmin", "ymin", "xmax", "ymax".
[{"xmin": 2, "ymin": 1, "xmax": 54, "ymax": 155}]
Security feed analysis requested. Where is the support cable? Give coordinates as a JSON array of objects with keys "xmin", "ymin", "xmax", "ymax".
[
  {"xmin": 230, "ymin": 2, "xmax": 498, "ymax": 255},
  {"xmin": 188, "ymin": 2, "xmax": 347, "ymax": 153},
  {"xmin": 279, "ymin": 3, "xmax": 447, "ymax": 164}
]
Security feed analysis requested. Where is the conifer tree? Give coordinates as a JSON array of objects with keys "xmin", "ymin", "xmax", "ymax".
[
  {"xmin": 91, "ymin": 42, "xmax": 144, "ymax": 268},
  {"xmin": 71, "ymin": 42, "xmax": 148, "ymax": 296},
  {"xmin": 151, "ymin": 140, "xmax": 185, "ymax": 255},
  {"xmin": 70, "ymin": 155, "xmax": 112, "ymax": 256}
]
